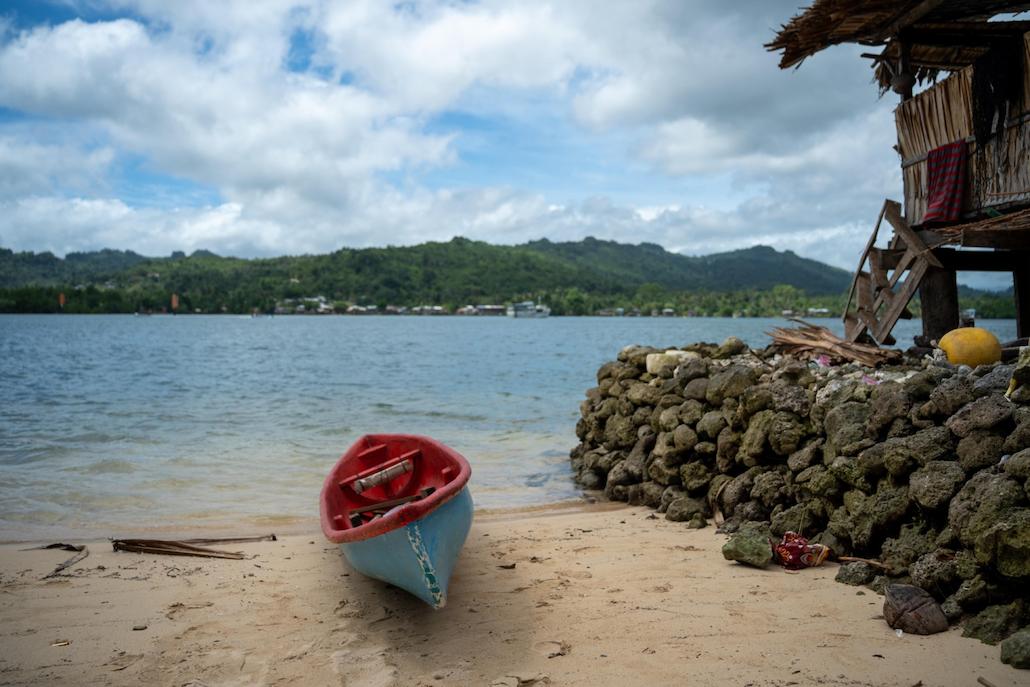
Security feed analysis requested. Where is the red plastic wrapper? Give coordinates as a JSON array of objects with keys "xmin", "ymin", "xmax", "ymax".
[{"xmin": 774, "ymin": 531, "xmax": 830, "ymax": 570}]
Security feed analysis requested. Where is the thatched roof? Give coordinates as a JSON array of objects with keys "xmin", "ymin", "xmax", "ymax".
[{"xmin": 767, "ymin": 0, "xmax": 1030, "ymax": 88}]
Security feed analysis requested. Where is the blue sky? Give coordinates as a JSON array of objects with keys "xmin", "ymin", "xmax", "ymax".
[{"xmin": 0, "ymin": 1, "xmax": 1013, "ymax": 289}]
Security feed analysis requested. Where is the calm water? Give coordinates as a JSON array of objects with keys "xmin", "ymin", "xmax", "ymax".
[{"xmin": 0, "ymin": 315, "xmax": 1017, "ymax": 540}]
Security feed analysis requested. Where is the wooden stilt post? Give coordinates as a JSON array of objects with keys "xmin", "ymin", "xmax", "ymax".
[
  {"xmin": 1015, "ymin": 266, "xmax": 1030, "ymax": 339},
  {"xmin": 918, "ymin": 266, "xmax": 959, "ymax": 343}
]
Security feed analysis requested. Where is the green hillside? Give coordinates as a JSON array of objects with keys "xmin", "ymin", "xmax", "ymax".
[
  {"xmin": 0, "ymin": 236, "xmax": 1009, "ymax": 316},
  {"xmin": 0, "ymin": 248, "xmax": 148, "ymax": 288},
  {"xmin": 525, "ymin": 239, "xmax": 851, "ymax": 294}
]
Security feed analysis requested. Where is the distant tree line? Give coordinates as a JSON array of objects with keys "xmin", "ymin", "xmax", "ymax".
[{"xmin": 0, "ymin": 239, "xmax": 1016, "ymax": 317}]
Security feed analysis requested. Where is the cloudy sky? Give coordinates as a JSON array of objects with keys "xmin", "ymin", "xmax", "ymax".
[{"xmin": 1, "ymin": 0, "xmax": 914, "ymax": 273}]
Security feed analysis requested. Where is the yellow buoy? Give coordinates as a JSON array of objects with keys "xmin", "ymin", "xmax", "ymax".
[{"xmin": 938, "ymin": 327, "xmax": 1002, "ymax": 367}]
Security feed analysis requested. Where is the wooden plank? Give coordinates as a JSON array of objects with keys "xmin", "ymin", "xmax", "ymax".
[
  {"xmin": 857, "ymin": 272, "xmax": 874, "ymax": 311},
  {"xmin": 868, "ymin": 0, "xmax": 948, "ymax": 41},
  {"xmin": 874, "ymin": 257, "xmax": 929, "ymax": 343},
  {"xmin": 884, "ymin": 200, "xmax": 944, "ymax": 268},
  {"xmin": 843, "ymin": 201, "xmax": 889, "ymax": 322},
  {"xmin": 919, "ymin": 266, "xmax": 960, "ymax": 342},
  {"xmin": 957, "ymin": 228, "xmax": 1030, "ymax": 250},
  {"xmin": 935, "ymin": 248, "xmax": 1030, "ymax": 272},
  {"xmin": 869, "ymin": 249, "xmax": 891, "ymax": 288},
  {"xmin": 887, "ymin": 248, "xmax": 918, "ymax": 290},
  {"xmin": 877, "ymin": 248, "xmax": 911, "ymax": 269},
  {"xmin": 843, "ymin": 312, "xmax": 864, "ymax": 342},
  {"xmin": 877, "ymin": 287, "xmax": 916, "ymax": 320},
  {"xmin": 854, "ymin": 271, "xmax": 881, "ymax": 340},
  {"xmin": 1016, "ymin": 267, "xmax": 1030, "ymax": 339}
]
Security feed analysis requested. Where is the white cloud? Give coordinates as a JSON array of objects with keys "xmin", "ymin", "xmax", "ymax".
[
  {"xmin": 0, "ymin": 136, "xmax": 114, "ymax": 199},
  {"xmin": 0, "ymin": 0, "xmax": 908, "ymax": 276}
]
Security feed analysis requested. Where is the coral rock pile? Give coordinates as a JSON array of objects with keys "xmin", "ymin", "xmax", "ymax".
[{"xmin": 570, "ymin": 339, "xmax": 1030, "ymax": 662}]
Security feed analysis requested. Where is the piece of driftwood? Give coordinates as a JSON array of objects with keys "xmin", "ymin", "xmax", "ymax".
[
  {"xmin": 768, "ymin": 320, "xmax": 902, "ymax": 367},
  {"xmin": 180, "ymin": 534, "xmax": 277, "ymax": 545},
  {"xmin": 839, "ymin": 555, "xmax": 889, "ymax": 570},
  {"xmin": 22, "ymin": 543, "xmax": 90, "ymax": 579},
  {"xmin": 111, "ymin": 539, "xmax": 247, "ymax": 559}
]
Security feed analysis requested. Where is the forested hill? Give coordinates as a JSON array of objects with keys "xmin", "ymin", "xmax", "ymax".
[
  {"xmin": 0, "ymin": 238, "xmax": 850, "ymax": 297},
  {"xmin": 0, "ymin": 248, "xmax": 148, "ymax": 288},
  {"xmin": 526, "ymin": 238, "xmax": 850, "ymax": 294}
]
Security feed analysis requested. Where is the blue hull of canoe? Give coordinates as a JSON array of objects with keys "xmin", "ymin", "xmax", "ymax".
[{"xmin": 338, "ymin": 486, "xmax": 473, "ymax": 608}]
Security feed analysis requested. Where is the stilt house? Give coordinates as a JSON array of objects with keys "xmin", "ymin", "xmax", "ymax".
[{"xmin": 769, "ymin": 0, "xmax": 1030, "ymax": 344}]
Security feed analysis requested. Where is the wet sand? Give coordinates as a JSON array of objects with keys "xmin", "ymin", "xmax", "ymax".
[{"xmin": 0, "ymin": 503, "xmax": 1021, "ymax": 686}]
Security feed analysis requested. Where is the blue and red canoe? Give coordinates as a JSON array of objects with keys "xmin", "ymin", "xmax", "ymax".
[{"xmin": 320, "ymin": 434, "xmax": 473, "ymax": 608}]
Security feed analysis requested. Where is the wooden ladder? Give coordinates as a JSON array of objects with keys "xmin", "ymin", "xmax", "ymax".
[{"xmin": 842, "ymin": 199, "xmax": 948, "ymax": 345}]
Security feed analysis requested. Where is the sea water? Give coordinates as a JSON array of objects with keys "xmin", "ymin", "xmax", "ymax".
[{"xmin": 0, "ymin": 315, "xmax": 1018, "ymax": 540}]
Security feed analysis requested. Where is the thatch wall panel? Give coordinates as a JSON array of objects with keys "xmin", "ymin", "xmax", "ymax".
[{"xmin": 898, "ymin": 32, "xmax": 1030, "ymax": 224}]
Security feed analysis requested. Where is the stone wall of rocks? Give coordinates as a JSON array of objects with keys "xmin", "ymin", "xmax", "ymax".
[{"xmin": 570, "ymin": 339, "xmax": 1030, "ymax": 663}]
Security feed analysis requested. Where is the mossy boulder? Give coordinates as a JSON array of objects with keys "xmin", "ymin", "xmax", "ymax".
[
  {"xmin": 679, "ymin": 462, "xmax": 713, "ymax": 493},
  {"xmin": 823, "ymin": 402, "xmax": 872, "ymax": 460},
  {"xmin": 1003, "ymin": 448, "xmax": 1030, "ymax": 482},
  {"xmin": 881, "ymin": 523, "xmax": 937, "ymax": 576},
  {"xmin": 697, "ymin": 410, "xmax": 727, "ymax": 441},
  {"xmin": 771, "ymin": 382, "xmax": 811, "ymax": 417},
  {"xmin": 721, "ymin": 521, "xmax": 773, "ymax": 568},
  {"xmin": 666, "ymin": 495, "xmax": 707, "ymax": 522},
  {"xmin": 836, "ymin": 561, "xmax": 877, "ymax": 586},
  {"xmin": 657, "ymin": 406, "xmax": 681, "ymax": 432},
  {"xmin": 715, "ymin": 427, "xmax": 741, "ymax": 473},
  {"xmin": 909, "ymin": 551, "xmax": 960, "ymax": 599},
  {"xmin": 712, "ymin": 336, "xmax": 747, "ymax": 359},
  {"xmin": 866, "ymin": 382, "xmax": 913, "ymax": 438},
  {"xmin": 956, "ymin": 430, "xmax": 1005, "ymax": 473},
  {"xmin": 769, "ymin": 411, "xmax": 806, "ymax": 456},
  {"xmin": 719, "ymin": 467, "xmax": 763, "ymax": 514},
  {"xmin": 683, "ymin": 377, "xmax": 709, "ymax": 401},
  {"xmin": 962, "ymin": 601, "xmax": 1028, "ymax": 645},
  {"xmin": 945, "ymin": 394, "xmax": 1013, "ymax": 438},
  {"xmin": 770, "ymin": 501, "xmax": 824, "ymax": 537},
  {"xmin": 975, "ymin": 508, "xmax": 1030, "ymax": 578},
  {"xmin": 647, "ymin": 455, "xmax": 682, "ymax": 486},
  {"xmin": 910, "ymin": 461, "xmax": 966, "ymax": 510},
  {"xmin": 706, "ymin": 366, "xmax": 756, "ymax": 405},
  {"xmin": 626, "ymin": 381, "xmax": 663, "ymax": 407},
  {"xmin": 882, "ymin": 426, "xmax": 954, "ymax": 477},
  {"xmin": 949, "ymin": 471, "xmax": 1026, "ymax": 550},
  {"xmin": 740, "ymin": 384, "xmax": 773, "ymax": 418},
  {"xmin": 920, "ymin": 374, "xmax": 974, "ymax": 418},
  {"xmin": 787, "ymin": 439, "xmax": 823, "ymax": 472},
  {"xmin": 739, "ymin": 410, "xmax": 775, "ymax": 464},
  {"xmin": 672, "ymin": 424, "xmax": 698, "ymax": 452},
  {"xmin": 839, "ymin": 484, "xmax": 911, "ymax": 551},
  {"xmin": 1000, "ymin": 628, "xmax": 1030, "ymax": 669},
  {"xmin": 604, "ymin": 414, "xmax": 638, "ymax": 449}
]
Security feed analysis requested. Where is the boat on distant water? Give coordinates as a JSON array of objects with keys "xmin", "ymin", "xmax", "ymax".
[
  {"xmin": 319, "ymin": 434, "xmax": 473, "ymax": 608},
  {"xmin": 506, "ymin": 301, "xmax": 551, "ymax": 318}
]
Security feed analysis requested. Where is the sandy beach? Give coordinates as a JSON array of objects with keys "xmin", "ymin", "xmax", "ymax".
[{"xmin": 0, "ymin": 503, "xmax": 1021, "ymax": 687}]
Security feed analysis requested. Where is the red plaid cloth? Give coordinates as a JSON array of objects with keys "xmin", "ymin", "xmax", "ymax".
[{"xmin": 922, "ymin": 140, "xmax": 967, "ymax": 224}]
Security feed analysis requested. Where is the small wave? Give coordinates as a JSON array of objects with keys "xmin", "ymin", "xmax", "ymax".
[
  {"xmin": 524, "ymin": 472, "xmax": 549, "ymax": 487},
  {"xmin": 412, "ymin": 409, "xmax": 490, "ymax": 422},
  {"xmin": 66, "ymin": 458, "xmax": 137, "ymax": 475},
  {"xmin": 65, "ymin": 431, "xmax": 118, "ymax": 444},
  {"xmin": 0, "ymin": 446, "xmax": 73, "ymax": 465}
]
